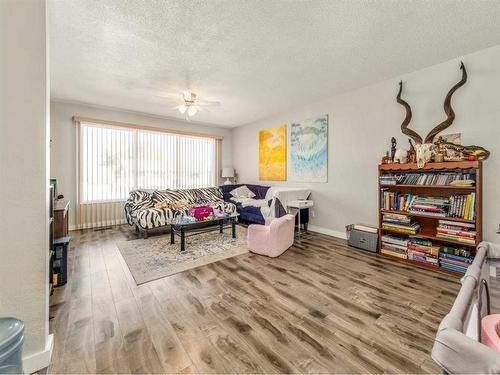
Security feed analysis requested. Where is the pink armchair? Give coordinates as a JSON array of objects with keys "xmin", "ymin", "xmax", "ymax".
[{"xmin": 246, "ymin": 214, "xmax": 295, "ymax": 257}]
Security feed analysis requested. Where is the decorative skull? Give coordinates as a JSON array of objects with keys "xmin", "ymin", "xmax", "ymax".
[
  {"xmin": 393, "ymin": 148, "xmax": 408, "ymax": 163},
  {"xmin": 414, "ymin": 143, "xmax": 436, "ymax": 168},
  {"xmin": 396, "ymin": 62, "xmax": 467, "ymax": 168}
]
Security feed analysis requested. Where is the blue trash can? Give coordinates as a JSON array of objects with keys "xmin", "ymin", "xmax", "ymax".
[{"xmin": 0, "ymin": 318, "xmax": 24, "ymax": 374}]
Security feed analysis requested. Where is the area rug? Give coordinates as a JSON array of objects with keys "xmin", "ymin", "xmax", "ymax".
[{"xmin": 117, "ymin": 225, "xmax": 248, "ymax": 285}]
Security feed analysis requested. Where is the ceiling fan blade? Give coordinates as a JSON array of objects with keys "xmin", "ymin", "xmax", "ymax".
[
  {"xmin": 196, "ymin": 100, "xmax": 221, "ymax": 107},
  {"xmin": 196, "ymin": 106, "xmax": 212, "ymax": 113},
  {"xmin": 155, "ymin": 96, "xmax": 182, "ymax": 104},
  {"xmin": 155, "ymin": 92, "xmax": 182, "ymax": 100}
]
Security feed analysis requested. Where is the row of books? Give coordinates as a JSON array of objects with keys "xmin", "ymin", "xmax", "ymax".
[
  {"xmin": 380, "ymin": 234, "xmax": 408, "ymax": 259},
  {"xmin": 380, "ymin": 190, "xmax": 412, "ymax": 211},
  {"xmin": 436, "ymin": 220, "xmax": 476, "ymax": 245},
  {"xmin": 439, "ymin": 245, "xmax": 474, "ymax": 273},
  {"xmin": 409, "ymin": 195, "xmax": 449, "ymax": 217},
  {"xmin": 381, "ymin": 213, "xmax": 420, "ymax": 235},
  {"xmin": 448, "ymin": 193, "xmax": 476, "ymax": 220},
  {"xmin": 380, "ymin": 191, "xmax": 448, "ymax": 215},
  {"xmin": 407, "ymin": 238, "xmax": 439, "ymax": 267},
  {"xmin": 380, "ymin": 234, "xmax": 474, "ymax": 273},
  {"xmin": 379, "ymin": 171, "xmax": 476, "ymax": 186},
  {"xmin": 380, "ymin": 191, "xmax": 476, "ymax": 220}
]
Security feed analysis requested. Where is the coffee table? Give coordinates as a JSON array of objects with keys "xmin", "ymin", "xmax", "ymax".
[{"xmin": 169, "ymin": 213, "xmax": 239, "ymax": 251}]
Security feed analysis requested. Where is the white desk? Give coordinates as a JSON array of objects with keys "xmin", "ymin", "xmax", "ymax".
[{"xmin": 287, "ymin": 200, "xmax": 314, "ymax": 235}]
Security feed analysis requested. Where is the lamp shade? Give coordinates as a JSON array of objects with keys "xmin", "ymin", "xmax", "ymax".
[{"xmin": 221, "ymin": 167, "xmax": 235, "ymax": 178}]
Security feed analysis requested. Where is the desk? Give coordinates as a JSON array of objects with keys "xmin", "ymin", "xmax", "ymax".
[{"xmin": 287, "ymin": 200, "xmax": 314, "ymax": 235}]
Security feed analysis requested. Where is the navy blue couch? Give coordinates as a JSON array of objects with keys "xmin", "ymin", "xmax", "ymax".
[{"xmin": 219, "ymin": 184, "xmax": 309, "ymax": 226}]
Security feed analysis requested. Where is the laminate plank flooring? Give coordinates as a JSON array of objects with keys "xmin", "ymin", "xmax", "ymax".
[{"xmin": 49, "ymin": 225, "xmax": 467, "ymax": 374}]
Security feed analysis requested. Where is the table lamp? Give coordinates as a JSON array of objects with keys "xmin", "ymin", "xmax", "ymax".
[{"xmin": 221, "ymin": 167, "xmax": 235, "ymax": 185}]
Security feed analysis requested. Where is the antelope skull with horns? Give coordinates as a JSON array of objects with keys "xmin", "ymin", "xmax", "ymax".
[{"xmin": 397, "ymin": 62, "xmax": 467, "ymax": 168}]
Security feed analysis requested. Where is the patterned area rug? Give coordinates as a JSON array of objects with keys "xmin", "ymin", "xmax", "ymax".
[{"xmin": 117, "ymin": 225, "xmax": 248, "ymax": 285}]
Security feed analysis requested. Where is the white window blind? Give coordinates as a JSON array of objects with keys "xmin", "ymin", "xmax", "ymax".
[{"xmin": 80, "ymin": 122, "xmax": 217, "ymax": 203}]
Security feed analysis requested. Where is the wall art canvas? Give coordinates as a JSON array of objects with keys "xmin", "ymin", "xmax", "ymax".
[
  {"xmin": 259, "ymin": 125, "xmax": 287, "ymax": 181},
  {"xmin": 289, "ymin": 115, "xmax": 328, "ymax": 182}
]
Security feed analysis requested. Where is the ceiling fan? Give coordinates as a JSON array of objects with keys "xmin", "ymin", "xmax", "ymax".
[{"xmin": 156, "ymin": 91, "xmax": 220, "ymax": 119}]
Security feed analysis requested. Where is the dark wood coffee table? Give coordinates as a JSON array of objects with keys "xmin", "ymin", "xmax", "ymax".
[{"xmin": 169, "ymin": 213, "xmax": 239, "ymax": 252}]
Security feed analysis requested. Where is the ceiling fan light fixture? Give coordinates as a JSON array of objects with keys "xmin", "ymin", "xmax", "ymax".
[
  {"xmin": 187, "ymin": 105, "xmax": 198, "ymax": 116},
  {"xmin": 178, "ymin": 104, "xmax": 187, "ymax": 114},
  {"xmin": 183, "ymin": 91, "xmax": 196, "ymax": 102}
]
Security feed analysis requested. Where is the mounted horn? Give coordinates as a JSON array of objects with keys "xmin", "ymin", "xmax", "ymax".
[
  {"xmin": 424, "ymin": 62, "xmax": 467, "ymax": 143},
  {"xmin": 397, "ymin": 81, "xmax": 422, "ymax": 144}
]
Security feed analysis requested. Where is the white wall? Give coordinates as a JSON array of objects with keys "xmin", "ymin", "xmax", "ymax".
[
  {"xmin": 50, "ymin": 100, "xmax": 233, "ymax": 228},
  {"xmin": 0, "ymin": 0, "xmax": 51, "ymax": 370},
  {"xmin": 232, "ymin": 44, "xmax": 500, "ymax": 241}
]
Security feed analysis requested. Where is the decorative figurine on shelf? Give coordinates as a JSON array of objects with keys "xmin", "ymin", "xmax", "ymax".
[
  {"xmin": 394, "ymin": 148, "xmax": 407, "ymax": 163},
  {"xmin": 390, "ymin": 137, "xmax": 397, "ymax": 162},
  {"xmin": 435, "ymin": 136, "xmax": 490, "ymax": 161},
  {"xmin": 381, "ymin": 151, "xmax": 391, "ymax": 164},
  {"xmin": 434, "ymin": 153, "xmax": 445, "ymax": 163},
  {"xmin": 407, "ymin": 139, "xmax": 416, "ymax": 163}
]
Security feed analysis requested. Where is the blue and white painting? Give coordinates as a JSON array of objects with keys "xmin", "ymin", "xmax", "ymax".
[{"xmin": 289, "ymin": 115, "xmax": 328, "ymax": 182}]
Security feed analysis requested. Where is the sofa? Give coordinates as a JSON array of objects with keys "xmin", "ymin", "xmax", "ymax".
[
  {"xmin": 219, "ymin": 184, "xmax": 310, "ymax": 226},
  {"xmin": 124, "ymin": 187, "xmax": 236, "ymax": 237},
  {"xmin": 220, "ymin": 184, "xmax": 270, "ymax": 224}
]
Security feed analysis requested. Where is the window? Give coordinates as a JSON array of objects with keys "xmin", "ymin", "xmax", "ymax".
[{"xmin": 79, "ymin": 122, "xmax": 217, "ymax": 203}]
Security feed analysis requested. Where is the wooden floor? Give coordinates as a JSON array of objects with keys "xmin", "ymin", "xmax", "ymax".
[{"xmin": 48, "ymin": 225, "xmax": 463, "ymax": 374}]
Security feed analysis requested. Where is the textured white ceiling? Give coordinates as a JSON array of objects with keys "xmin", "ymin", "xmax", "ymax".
[{"xmin": 49, "ymin": 0, "xmax": 500, "ymax": 127}]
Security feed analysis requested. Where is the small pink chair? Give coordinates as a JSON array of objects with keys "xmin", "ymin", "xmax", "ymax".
[{"xmin": 247, "ymin": 214, "xmax": 295, "ymax": 257}]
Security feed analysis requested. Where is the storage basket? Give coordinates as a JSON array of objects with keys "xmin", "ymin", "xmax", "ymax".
[{"xmin": 346, "ymin": 224, "xmax": 378, "ymax": 253}]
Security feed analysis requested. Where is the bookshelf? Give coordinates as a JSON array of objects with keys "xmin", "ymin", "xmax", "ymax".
[{"xmin": 378, "ymin": 161, "xmax": 482, "ymax": 275}]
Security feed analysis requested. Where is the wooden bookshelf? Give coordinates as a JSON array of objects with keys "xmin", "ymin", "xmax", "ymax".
[{"xmin": 378, "ymin": 161, "xmax": 482, "ymax": 275}]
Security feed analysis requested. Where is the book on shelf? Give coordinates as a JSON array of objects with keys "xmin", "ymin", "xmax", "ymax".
[
  {"xmin": 439, "ymin": 245, "xmax": 472, "ymax": 258},
  {"xmin": 382, "ymin": 213, "xmax": 411, "ymax": 224},
  {"xmin": 381, "ymin": 234, "xmax": 408, "ymax": 259},
  {"xmin": 381, "ymin": 234, "xmax": 409, "ymax": 247},
  {"xmin": 439, "ymin": 253, "xmax": 474, "ymax": 266},
  {"xmin": 380, "ymin": 248, "xmax": 407, "ymax": 259},
  {"xmin": 407, "ymin": 251, "xmax": 438, "ymax": 266},
  {"xmin": 380, "ymin": 233, "xmax": 475, "ymax": 273},
  {"xmin": 449, "ymin": 193, "xmax": 476, "ymax": 220},
  {"xmin": 382, "ymin": 210, "xmax": 420, "ymax": 235},
  {"xmin": 379, "ymin": 171, "xmax": 476, "ymax": 186},
  {"xmin": 380, "ymin": 191, "xmax": 416, "ymax": 211},
  {"xmin": 380, "ymin": 191, "xmax": 476, "ymax": 220},
  {"xmin": 408, "ymin": 240, "xmax": 439, "ymax": 256},
  {"xmin": 407, "ymin": 237, "xmax": 439, "ymax": 266},
  {"xmin": 436, "ymin": 219, "xmax": 476, "ymax": 244},
  {"xmin": 440, "ymin": 263, "xmax": 469, "ymax": 273},
  {"xmin": 382, "ymin": 222, "xmax": 420, "ymax": 235},
  {"xmin": 439, "ymin": 245, "xmax": 474, "ymax": 273}
]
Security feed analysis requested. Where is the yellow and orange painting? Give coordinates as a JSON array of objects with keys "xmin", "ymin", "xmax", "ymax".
[{"xmin": 259, "ymin": 125, "xmax": 286, "ymax": 181}]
